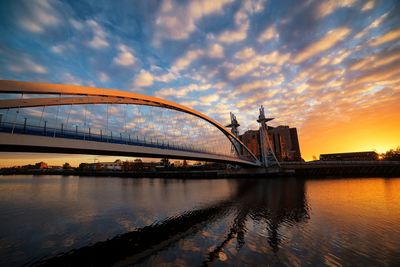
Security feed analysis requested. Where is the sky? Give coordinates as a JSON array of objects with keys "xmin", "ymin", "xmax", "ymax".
[{"xmin": 0, "ymin": 0, "xmax": 399, "ymax": 165}]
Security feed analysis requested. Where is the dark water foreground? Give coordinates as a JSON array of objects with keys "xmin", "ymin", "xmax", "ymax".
[{"xmin": 0, "ymin": 176, "xmax": 399, "ymax": 266}]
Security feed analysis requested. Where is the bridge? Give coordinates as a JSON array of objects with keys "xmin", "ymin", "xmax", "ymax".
[{"xmin": 0, "ymin": 80, "xmax": 260, "ymax": 166}]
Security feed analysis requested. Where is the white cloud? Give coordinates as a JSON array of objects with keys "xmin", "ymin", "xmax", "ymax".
[
  {"xmin": 312, "ymin": 49, "xmax": 351, "ymax": 67},
  {"xmin": 133, "ymin": 70, "xmax": 154, "ymax": 87},
  {"xmin": 242, "ymin": 0, "xmax": 266, "ymax": 13},
  {"xmin": 218, "ymin": 25, "xmax": 249, "ymax": 43},
  {"xmin": 295, "ymin": 83, "xmax": 308, "ymax": 94},
  {"xmin": 153, "ymin": 72, "xmax": 177, "ymax": 83},
  {"xmin": 217, "ymin": 0, "xmax": 266, "ymax": 44},
  {"xmin": 354, "ymin": 12, "xmax": 388, "ymax": 39},
  {"xmin": 98, "ymin": 72, "xmax": 110, "ymax": 83},
  {"xmin": 316, "ymin": 0, "xmax": 357, "ymax": 19},
  {"xmin": 86, "ymin": 20, "xmax": 109, "ymax": 49},
  {"xmin": 155, "ymin": 88, "xmax": 184, "ymax": 98},
  {"xmin": 307, "ymin": 68, "xmax": 345, "ymax": 84},
  {"xmin": 208, "ymin": 43, "xmax": 224, "ymax": 58},
  {"xmin": 233, "ymin": 75, "xmax": 285, "ymax": 95},
  {"xmin": 361, "ymin": 0, "xmax": 375, "ymax": 12},
  {"xmin": 9, "ymin": 56, "xmax": 47, "ymax": 74},
  {"xmin": 179, "ymin": 100, "xmax": 206, "ymax": 108},
  {"xmin": 331, "ymin": 49, "xmax": 351, "ymax": 65},
  {"xmin": 218, "ymin": 22, "xmax": 249, "ymax": 44},
  {"xmin": 170, "ymin": 43, "xmax": 224, "ymax": 73},
  {"xmin": 228, "ymin": 50, "xmax": 290, "ymax": 79},
  {"xmin": 234, "ymin": 47, "xmax": 256, "ymax": 60},
  {"xmin": 69, "ymin": 18, "xmax": 83, "ymax": 30},
  {"xmin": 171, "ymin": 4, "xmax": 270, "ymax": 72},
  {"xmin": 200, "ymin": 93, "xmax": 219, "ymax": 103},
  {"xmin": 349, "ymin": 51, "xmax": 400, "ymax": 72},
  {"xmin": 20, "ymin": 20, "xmax": 43, "ymax": 33},
  {"xmin": 154, "ymin": 0, "xmax": 234, "ymax": 44},
  {"xmin": 19, "ymin": 0, "xmax": 60, "ymax": 33},
  {"xmin": 369, "ymin": 28, "xmax": 400, "ymax": 47},
  {"xmin": 61, "ymin": 73, "xmax": 84, "ymax": 85},
  {"xmin": 218, "ymin": 7, "xmax": 249, "ymax": 43},
  {"xmin": 155, "ymin": 83, "xmax": 213, "ymax": 98},
  {"xmin": 258, "ymin": 25, "xmax": 279, "ymax": 42},
  {"xmin": 228, "ymin": 60, "xmax": 259, "ymax": 79},
  {"xmin": 259, "ymin": 50, "xmax": 290, "ymax": 65},
  {"xmin": 50, "ymin": 43, "xmax": 74, "ymax": 54},
  {"xmin": 172, "ymin": 49, "xmax": 204, "ymax": 72},
  {"xmin": 293, "ymin": 27, "xmax": 351, "ymax": 64},
  {"xmin": 348, "ymin": 64, "xmax": 399, "ymax": 87},
  {"xmin": 113, "ymin": 44, "xmax": 136, "ymax": 66},
  {"xmin": 51, "ymin": 45, "xmax": 64, "ymax": 54}
]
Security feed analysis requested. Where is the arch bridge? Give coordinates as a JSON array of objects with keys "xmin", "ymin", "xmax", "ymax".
[{"xmin": 0, "ymin": 80, "xmax": 260, "ymax": 167}]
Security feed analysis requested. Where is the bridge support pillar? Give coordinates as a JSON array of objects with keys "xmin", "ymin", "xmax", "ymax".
[{"xmin": 257, "ymin": 105, "xmax": 280, "ymax": 168}]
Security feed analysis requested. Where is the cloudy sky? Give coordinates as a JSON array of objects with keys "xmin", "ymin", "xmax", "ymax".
[{"xmin": 0, "ymin": 0, "xmax": 399, "ymax": 163}]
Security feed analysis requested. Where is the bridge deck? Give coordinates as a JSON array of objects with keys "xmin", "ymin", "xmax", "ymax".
[{"xmin": 0, "ymin": 122, "xmax": 259, "ymax": 166}]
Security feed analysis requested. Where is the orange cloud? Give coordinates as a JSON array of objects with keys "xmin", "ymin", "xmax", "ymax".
[
  {"xmin": 293, "ymin": 27, "xmax": 351, "ymax": 64},
  {"xmin": 369, "ymin": 28, "xmax": 400, "ymax": 47},
  {"xmin": 234, "ymin": 47, "xmax": 256, "ymax": 60},
  {"xmin": 258, "ymin": 25, "xmax": 279, "ymax": 43},
  {"xmin": 316, "ymin": 0, "xmax": 357, "ymax": 19}
]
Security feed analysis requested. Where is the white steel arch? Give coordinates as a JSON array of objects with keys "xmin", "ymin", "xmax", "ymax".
[{"xmin": 0, "ymin": 80, "xmax": 260, "ymax": 165}]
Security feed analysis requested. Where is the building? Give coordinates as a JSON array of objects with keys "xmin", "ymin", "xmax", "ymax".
[
  {"xmin": 320, "ymin": 151, "xmax": 378, "ymax": 161},
  {"xmin": 81, "ymin": 160, "xmax": 123, "ymax": 171},
  {"xmin": 239, "ymin": 126, "xmax": 302, "ymax": 162},
  {"xmin": 240, "ymin": 130, "xmax": 262, "ymax": 159},
  {"xmin": 271, "ymin": 126, "xmax": 302, "ymax": 161},
  {"xmin": 79, "ymin": 160, "xmax": 160, "ymax": 172},
  {"xmin": 97, "ymin": 161, "xmax": 122, "ymax": 171}
]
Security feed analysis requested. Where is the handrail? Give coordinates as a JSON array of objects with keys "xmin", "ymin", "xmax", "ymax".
[
  {"xmin": 0, "ymin": 80, "xmax": 260, "ymax": 165},
  {"xmin": 0, "ymin": 121, "xmax": 248, "ymax": 161}
]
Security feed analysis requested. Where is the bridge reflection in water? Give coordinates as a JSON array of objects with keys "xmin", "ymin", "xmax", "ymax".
[{"xmin": 34, "ymin": 178, "xmax": 309, "ymax": 266}]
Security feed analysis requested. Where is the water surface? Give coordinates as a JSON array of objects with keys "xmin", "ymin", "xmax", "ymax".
[{"xmin": 0, "ymin": 175, "xmax": 399, "ymax": 266}]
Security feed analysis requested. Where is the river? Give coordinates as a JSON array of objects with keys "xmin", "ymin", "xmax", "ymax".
[{"xmin": 0, "ymin": 175, "xmax": 399, "ymax": 266}]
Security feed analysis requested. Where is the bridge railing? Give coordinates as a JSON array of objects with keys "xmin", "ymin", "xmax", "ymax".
[{"xmin": 0, "ymin": 120, "xmax": 245, "ymax": 161}]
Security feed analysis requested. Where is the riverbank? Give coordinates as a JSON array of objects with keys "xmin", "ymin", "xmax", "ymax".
[{"xmin": 1, "ymin": 161, "xmax": 400, "ymax": 178}]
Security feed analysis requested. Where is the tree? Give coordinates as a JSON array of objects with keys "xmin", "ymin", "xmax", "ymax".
[
  {"xmin": 133, "ymin": 159, "xmax": 144, "ymax": 170},
  {"xmin": 63, "ymin": 162, "xmax": 72, "ymax": 169},
  {"xmin": 79, "ymin": 163, "xmax": 89, "ymax": 170},
  {"xmin": 182, "ymin": 159, "xmax": 188, "ymax": 168},
  {"xmin": 382, "ymin": 147, "xmax": 400, "ymax": 161},
  {"xmin": 35, "ymin": 161, "xmax": 48, "ymax": 169},
  {"xmin": 160, "ymin": 158, "xmax": 170, "ymax": 167},
  {"xmin": 122, "ymin": 161, "xmax": 132, "ymax": 171}
]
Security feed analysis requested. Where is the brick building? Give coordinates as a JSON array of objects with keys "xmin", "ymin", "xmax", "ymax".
[{"xmin": 239, "ymin": 126, "xmax": 302, "ymax": 162}]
